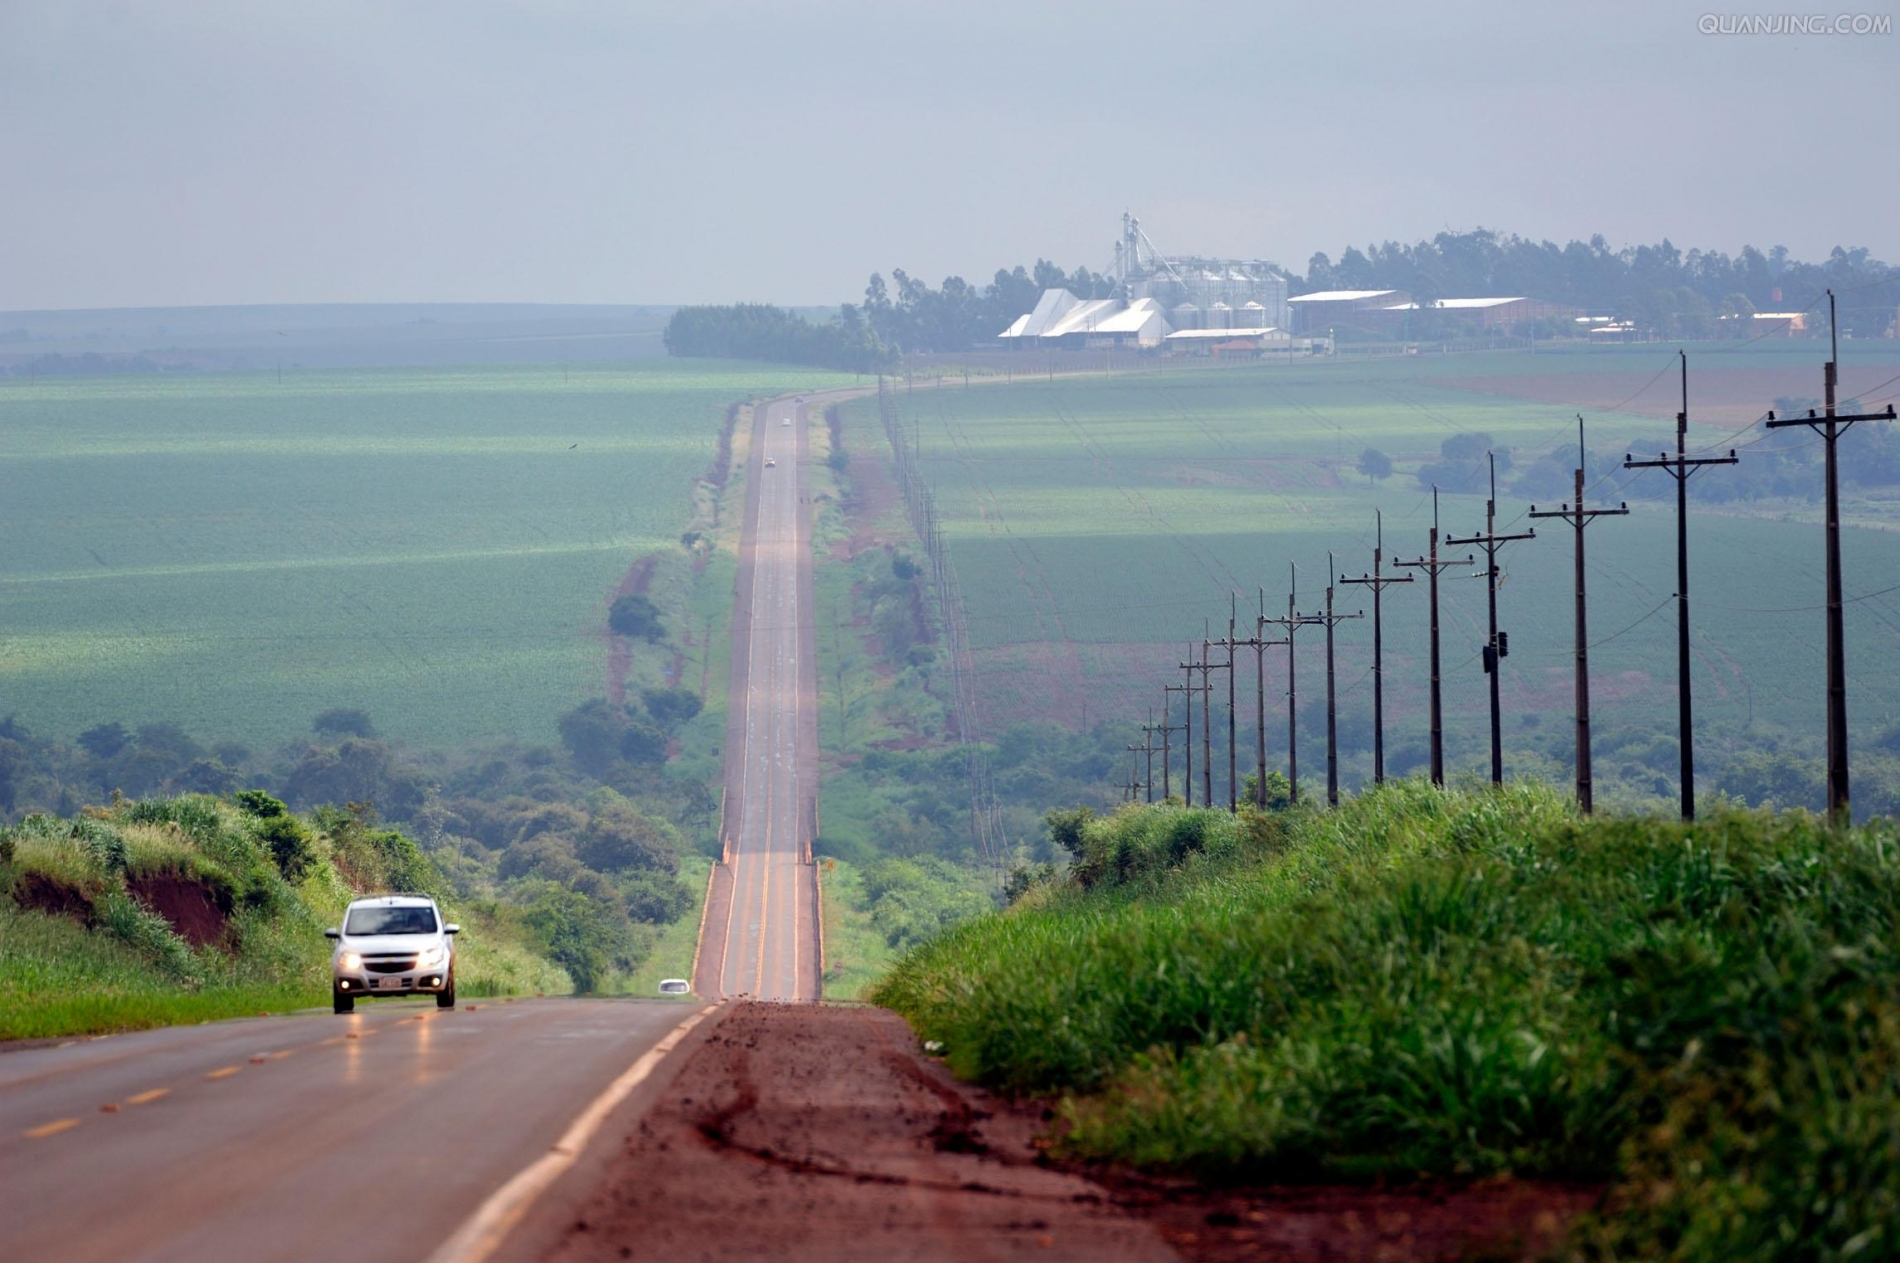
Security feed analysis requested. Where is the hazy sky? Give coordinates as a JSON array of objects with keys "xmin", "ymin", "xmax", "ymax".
[{"xmin": 3, "ymin": 1, "xmax": 1895, "ymax": 310}]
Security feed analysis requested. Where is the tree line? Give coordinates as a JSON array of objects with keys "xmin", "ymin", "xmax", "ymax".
[
  {"xmin": 667, "ymin": 231, "xmax": 1898, "ymax": 369},
  {"xmin": 1303, "ymin": 230, "xmax": 1900, "ymax": 339}
]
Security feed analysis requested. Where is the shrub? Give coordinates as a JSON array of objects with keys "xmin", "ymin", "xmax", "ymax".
[{"xmin": 607, "ymin": 593, "xmax": 665, "ymax": 642}]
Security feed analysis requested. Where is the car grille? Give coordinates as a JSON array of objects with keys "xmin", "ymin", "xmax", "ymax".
[{"xmin": 365, "ymin": 957, "xmax": 418, "ymax": 974}]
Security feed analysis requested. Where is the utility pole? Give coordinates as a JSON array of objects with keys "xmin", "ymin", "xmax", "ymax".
[
  {"xmin": 1306, "ymin": 554, "xmax": 1364, "ymax": 806},
  {"xmin": 1261, "ymin": 563, "xmax": 1324, "ymax": 803},
  {"xmin": 1166, "ymin": 660, "xmax": 1210, "ymax": 807},
  {"xmin": 1341, "ymin": 511, "xmax": 1414, "ymax": 784},
  {"xmin": 1249, "ymin": 588, "xmax": 1289, "ymax": 808},
  {"xmin": 1396, "ymin": 489, "xmax": 1473, "ymax": 787},
  {"xmin": 1447, "ymin": 454, "xmax": 1536, "ymax": 785},
  {"xmin": 1189, "ymin": 626, "xmax": 1230, "ymax": 809},
  {"xmin": 1624, "ymin": 353, "xmax": 1736, "ymax": 821},
  {"xmin": 1226, "ymin": 600, "xmax": 1238, "ymax": 811},
  {"xmin": 1199, "ymin": 597, "xmax": 1249, "ymax": 812},
  {"xmin": 1764, "ymin": 292, "xmax": 1896, "ymax": 825},
  {"xmin": 1155, "ymin": 690, "xmax": 1185, "ymax": 801},
  {"xmin": 1529, "ymin": 417, "xmax": 1627, "ymax": 814},
  {"xmin": 1127, "ymin": 718, "xmax": 1157, "ymax": 804}
]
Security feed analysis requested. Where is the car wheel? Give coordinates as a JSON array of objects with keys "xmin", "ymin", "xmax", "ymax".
[
  {"xmin": 334, "ymin": 991, "xmax": 354, "ymax": 1015},
  {"xmin": 437, "ymin": 975, "xmax": 456, "ymax": 1009}
]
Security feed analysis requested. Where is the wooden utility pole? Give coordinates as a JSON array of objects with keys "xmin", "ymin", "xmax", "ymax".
[
  {"xmin": 1261, "ymin": 564, "xmax": 1324, "ymax": 803},
  {"xmin": 1624, "ymin": 354, "xmax": 1737, "ymax": 821},
  {"xmin": 1764, "ymin": 292, "xmax": 1897, "ymax": 825},
  {"xmin": 1306, "ymin": 555, "xmax": 1364, "ymax": 806},
  {"xmin": 1396, "ymin": 489, "xmax": 1472, "ymax": 787},
  {"xmin": 1447, "ymin": 454, "xmax": 1536, "ymax": 785},
  {"xmin": 1529, "ymin": 417, "xmax": 1627, "ymax": 814},
  {"xmin": 1341, "ymin": 511, "xmax": 1414, "ymax": 784},
  {"xmin": 1155, "ymin": 691, "xmax": 1186, "ymax": 801},
  {"xmin": 1166, "ymin": 660, "xmax": 1211, "ymax": 807}
]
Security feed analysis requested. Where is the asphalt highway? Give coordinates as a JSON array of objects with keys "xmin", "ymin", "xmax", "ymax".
[
  {"xmin": 0, "ymin": 998, "xmax": 703, "ymax": 1263},
  {"xmin": 714, "ymin": 395, "xmax": 820, "ymax": 1001}
]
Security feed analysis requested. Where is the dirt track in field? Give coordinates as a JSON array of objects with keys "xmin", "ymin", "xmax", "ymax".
[{"xmin": 538, "ymin": 1003, "xmax": 1598, "ymax": 1263}]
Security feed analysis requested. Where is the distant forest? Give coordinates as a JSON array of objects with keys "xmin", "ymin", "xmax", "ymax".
[{"xmin": 665, "ymin": 229, "xmax": 1900, "ymax": 367}]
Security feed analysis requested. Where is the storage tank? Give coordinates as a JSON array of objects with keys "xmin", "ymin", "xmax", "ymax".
[
  {"xmin": 1240, "ymin": 301, "xmax": 1269, "ymax": 331},
  {"xmin": 1171, "ymin": 302, "xmax": 1201, "ymax": 331},
  {"xmin": 1207, "ymin": 301, "xmax": 1233, "ymax": 331}
]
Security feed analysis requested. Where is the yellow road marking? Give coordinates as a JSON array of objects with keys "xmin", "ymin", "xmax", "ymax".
[
  {"xmin": 204, "ymin": 1066, "xmax": 240, "ymax": 1080},
  {"xmin": 424, "ymin": 1006, "xmax": 716, "ymax": 1263},
  {"xmin": 25, "ymin": 1118, "xmax": 79, "ymax": 1139},
  {"xmin": 125, "ymin": 1089, "xmax": 169, "ymax": 1105}
]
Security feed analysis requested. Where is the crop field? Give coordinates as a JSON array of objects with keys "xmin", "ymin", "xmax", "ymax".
[
  {"xmin": 0, "ymin": 361, "xmax": 848, "ymax": 750},
  {"xmin": 857, "ymin": 342, "xmax": 1900, "ymax": 797}
]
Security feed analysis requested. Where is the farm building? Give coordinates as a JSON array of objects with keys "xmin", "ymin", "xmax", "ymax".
[
  {"xmin": 999, "ymin": 291, "xmax": 1169, "ymax": 348},
  {"xmin": 1284, "ymin": 289, "xmax": 1411, "ymax": 335},
  {"xmin": 1378, "ymin": 296, "xmax": 1582, "ymax": 330}
]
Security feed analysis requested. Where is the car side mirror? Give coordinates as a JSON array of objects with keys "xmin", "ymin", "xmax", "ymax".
[
  {"xmin": 324, "ymin": 928, "xmax": 340, "ymax": 940},
  {"xmin": 444, "ymin": 924, "xmax": 461, "ymax": 935}
]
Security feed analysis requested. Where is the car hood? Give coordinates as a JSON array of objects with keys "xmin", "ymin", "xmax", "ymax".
[{"xmin": 339, "ymin": 934, "xmax": 445, "ymax": 954}]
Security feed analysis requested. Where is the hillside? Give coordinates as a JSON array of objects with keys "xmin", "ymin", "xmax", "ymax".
[
  {"xmin": 876, "ymin": 786, "xmax": 1900, "ymax": 1260},
  {"xmin": 1, "ymin": 792, "xmax": 568, "ymax": 1040}
]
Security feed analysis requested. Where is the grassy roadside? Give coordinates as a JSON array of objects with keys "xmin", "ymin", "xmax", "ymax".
[
  {"xmin": 816, "ymin": 857, "xmax": 893, "ymax": 1001},
  {"xmin": 875, "ymin": 785, "xmax": 1900, "ymax": 1259},
  {"xmin": 619, "ymin": 852, "xmax": 713, "ymax": 997},
  {"xmin": 1, "ymin": 795, "xmax": 568, "ymax": 1041}
]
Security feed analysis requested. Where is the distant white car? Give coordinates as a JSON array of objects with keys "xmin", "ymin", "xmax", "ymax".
[
  {"xmin": 327, "ymin": 895, "xmax": 458, "ymax": 1014},
  {"xmin": 782, "ymin": 418, "xmax": 792, "ymax": 426},
  {"xmin": 658, "ymin": 978, "xmax": 691, "ymax": 996},
  {"xmin": 765, "ymin": 457, "xmax": 776, "ymax": 467}
]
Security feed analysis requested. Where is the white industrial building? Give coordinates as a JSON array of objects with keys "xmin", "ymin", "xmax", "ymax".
[{"xmin": 997, "ymin": 215, "xmax": 1307, "ymax": 353}]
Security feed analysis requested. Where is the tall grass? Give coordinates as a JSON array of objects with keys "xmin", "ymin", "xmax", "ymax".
[{"xmin": 872, "ymin": 783, "xmax": 1900, "ymax": 1259}]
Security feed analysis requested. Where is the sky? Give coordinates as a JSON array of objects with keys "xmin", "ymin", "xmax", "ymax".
[{"xmin": 2, "ymin": 0, "xmax": 1896, "ymax": 310}]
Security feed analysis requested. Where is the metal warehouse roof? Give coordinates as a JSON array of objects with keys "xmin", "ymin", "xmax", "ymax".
[
  {"xmin": 1287, "ymin": 290, "xmax": 1402, "ymax": 303},
  {"xmin": 1164, "ymin": 327, "xmax": 1286, "ymax": 340},
  {"xmin": 1382, "ymin": 297, "xmax": 1529, "ymax": 311}
]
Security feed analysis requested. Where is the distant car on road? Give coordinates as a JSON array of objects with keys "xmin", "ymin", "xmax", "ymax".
[
  {"xmin": 765, "ymin": 457, "xmax": 776, "ymax": 467},
  {"xmin": 658, "ymin": 978, "xmax": 691, "ymax": 995},
  {"xmin": 327, "ymin": 895, "xmax": 459, "ymax": 1014},
  {"xmin": 782, "ymin": 418, "xmax": 792, "ymax": 426}
]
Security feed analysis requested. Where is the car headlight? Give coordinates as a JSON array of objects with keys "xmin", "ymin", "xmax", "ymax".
[
  {"xmin": 419, "ymin": 946, "xmax": 446, "ymax": 967},
  {"xmin": 340, "ymin": 951, "xmax": 362, "ymax": 971}
]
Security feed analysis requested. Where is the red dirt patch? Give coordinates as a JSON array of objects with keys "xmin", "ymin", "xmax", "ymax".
[
  {"xmin": 10, "ymin": 871, "xmax": 96, "ymax": 924},
  {"xmin": 127, "ymin": 873, "xmax": 230, "ymax": 948},
  {"xmin": 541, "ymin": 1002, "xmax": 1173, "ymax": 1263},
  {"xmin": 548, "ymin": 1003, "xmax": 1597, "ymax": 1262},
  {"xmin": 828, "ymin": 402, "xmax": 905, "ymax": 561}
]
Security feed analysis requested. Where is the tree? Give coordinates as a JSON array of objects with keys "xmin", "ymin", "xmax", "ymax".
[
  {"xmin": 313, "ymin": 708, "xmax": 376, "ymax": 739},
  {"xmin": 1357, "ymin": 447, "xmax": 1393, "ymax": 484},
  {"xmin": 608, "ymin": 593, "xmax": 665, "ymax": 642},
  {"xmin": 78, "ymin": 722, "xmax": 130, "ymax": 760},
  {"xmin": 1044, "ymin": 806, "xmax": 1096, "ymax": 863},
  {"xmin": 641, "ymin": 687, "xmax": 702, "ymax": 729}
]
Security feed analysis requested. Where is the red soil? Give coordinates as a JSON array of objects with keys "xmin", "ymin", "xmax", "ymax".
[
  {"xmin": 11, "ymin": 871, "xmax": 95, "ymax": 924},
  {"xmin": 545, "ymin": 1003, "xmax": 1599, "ymax": 1263},
  {"xmin": 128, "ymin": 873, "xmax": 230, "ymax": 948}
]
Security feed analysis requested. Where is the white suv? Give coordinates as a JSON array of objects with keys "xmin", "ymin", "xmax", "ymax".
[{"xmin": 326, "ymin": 895, "xmax": 459, "ymax": 1014}]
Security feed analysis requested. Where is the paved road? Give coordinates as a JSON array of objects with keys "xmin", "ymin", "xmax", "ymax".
[
  {"xmin": 707, "ymin": 395, "xmax": 821, "ymax": 1001},
  {"xmin": 0, "ymin": 999, "xmax": 701, "ymax": 1263}
]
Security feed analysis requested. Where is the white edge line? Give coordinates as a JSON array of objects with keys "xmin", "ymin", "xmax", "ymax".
[{"xmin": 423, "ymin": 1004, "xmax": 716, "ymax": 1263}]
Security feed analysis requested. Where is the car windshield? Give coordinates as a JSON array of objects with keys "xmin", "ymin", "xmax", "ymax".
[{"xmin": 344, "ymin": 906, "xmax": 438, "ymax": 936}]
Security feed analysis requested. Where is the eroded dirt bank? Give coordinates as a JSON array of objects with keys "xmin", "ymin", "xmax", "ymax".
[{"xmin": 540, "ymin": 1003, "xmax": 1593, "ymax": 1263}]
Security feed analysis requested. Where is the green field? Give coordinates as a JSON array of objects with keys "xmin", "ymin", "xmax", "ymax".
[
  {"xmin": 855, "ymin": 342, "xmax": 1900, "ymax": 807},
  {"xmin": 0, "ymin": 361, "xmax": 847, "ymax": 750}
]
